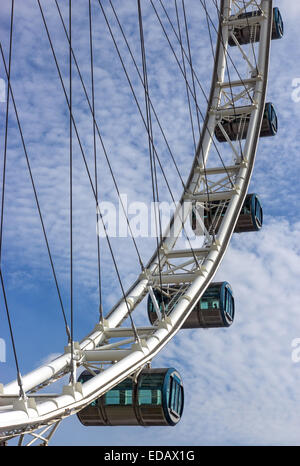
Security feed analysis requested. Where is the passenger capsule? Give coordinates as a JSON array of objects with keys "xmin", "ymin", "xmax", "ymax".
[
  {"xmin": 215, "ymin": 102, "xmax": 278, "ymax": 142},
  {"xmin": 233, "ymin": 193, "xmax": 263, "ymax": 233},
  {"xmin": 148, "ymin": 282, "xmax": 235, "ymax": 329},
  {"xmin": 228, "ymin": 7, "xmax": 284, "ymax": 46},
  {"xmin": 191, "ymin": 193, "xmax": 263, "ymax": 235},
  {"xmin": 77, "ymin": 368, "xmax": 184, "ymax": 427}
]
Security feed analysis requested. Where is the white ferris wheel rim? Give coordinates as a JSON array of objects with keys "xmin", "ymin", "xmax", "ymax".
[{"xmin": 0, "ymin": 0, "xmax": 274, "ymax": 441}]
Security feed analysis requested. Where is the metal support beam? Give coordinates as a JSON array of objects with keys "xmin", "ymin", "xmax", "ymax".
[
  {"xmin": 215, "ymin": 104, "xmax": 257, "ymax": 117},
  {"xmin": 186, "ymin": 188, "xmax": 239, "ymax": 202},
  {"xmin": 194, "ymin": 163, "xmax": 242, "ymax": 175}
]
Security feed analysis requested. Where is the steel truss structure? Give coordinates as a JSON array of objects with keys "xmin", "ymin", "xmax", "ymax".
[{"xmin": 0, "ymin": 0, "xmax": 274, "ymax": 444}]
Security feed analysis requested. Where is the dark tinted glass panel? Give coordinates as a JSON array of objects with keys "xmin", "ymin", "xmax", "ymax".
[
  {"xmin": 138, "ymin": 373, "xmax": 164, "ymax": 406},
  {"xmin": 105, "ymin": 380, "xmax": 133, "ymax": 406}
]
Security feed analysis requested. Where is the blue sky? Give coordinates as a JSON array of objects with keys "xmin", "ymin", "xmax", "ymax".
[{"xmin": 0, "ymin": 0, "xmax": 300, "ymax": 446}]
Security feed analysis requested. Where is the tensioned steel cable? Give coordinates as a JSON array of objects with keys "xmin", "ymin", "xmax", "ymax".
[
  {"xmin": 60, "ymin": 0, "xmax": 188, "ymax": 260},
  {"xmin": 204, "ymin": 0, "xmax": 248, "ymax": 228},
  {"xmin": 157, "ymin": 0, "xmax": 208, "ymax": 106},
  {"xmin": 152, "ymin": 1, "xmax": 221, "ymax": 238},
  {"xmin": 158, "ymin": 0, "xmax": 253, "ymax": 108},
  {"xmin": 231, "ymin": 0, "xmax": 258, "ymax": 157},
  {"xmin": 205, "ymin": 0, "xmax": 245, "ymax": 162},
  {"xmin": 201, "ymin": 0, "xmax": 254, "ymax": 103},
  {"xmin": 158, "ymin": 0, "xmax": 204, "ymax": 148},
  {"xmin": 176, "ymin": 0, "xmax": 213, "ymax": 229},
  {"xmin": 55, "ymin": 2, "xmax": 227, "ymax": 284},
  {"xmin": 175, "ymin": 0, "xmax": 197, "ymax": 152},
  {"xmin": 182, "ymin": 0, "xmax": 202, "ymax": 137},
  {"xmin": 241, "ymin": 0, "xmax": 260, "ymax": 138},
  {"xmin": 0, "ymin": 1, "xmax": 14, "ymax": 264},
  {"xmin": 97, "ymin": 0, "xmax": 179, "ymax": 199},
  {"xmin": 109, "ymin": 1, "xmax": 214, "ymax": 254},
  {"xmin": 158, "ymin": 1, "xmax": 222, "ymax": 233},
  {"xmin": 181, "ymin": 0, "xmax": 215, "ymax": 238},
  {"xmin": 176, "ymin": 1, "xmax": 214, "ymax": 242},
  {"xmin": 240, "ymin": 0, "xmax": 259, "ymax": 145},
  {"xmin": 211, "ymin": 0, "xmax": 249, "ymax": 160},
  {"xmin": 89, "ymin": 0, "xmax": 103, "ymax": 322},
  {"xmin": 55, "ymin": 0, "xmax": 228, "ymax": 278},
  {"xmin": 150, "ymin": 0, "xmax": 235, "ymax": 191},
  {"xmin": 162, "ymin": 0, "xmax": 235, "ymax": 222},
  {"xmin": 242, "ymin": 0, "xmax": 259, "ymax": 71},
  {"xmin": 108, "ymin": 0, "xmax": 186, "ymax": 191},
  {"xmin": 56, "ymin": 0, "xmax": 186, "ymax": 200},
  {"xmin": 69, "ymin": 0, "xmax": 75, "ymax": 385},
  {"xmin": 52, "ymin": 0, "xmax": 145, "ymax": 274},
  {"xmin": 38, "ymin": 0, "xmax": 140, "ymax": 341},
  {"xmin": 97, "ymin": 0, "xmax": 201, "ymax": 270},
  {"xmin": 200, "ymin": 0, "xmax": 247, "ymax": 179},
  {"xmin": 203, "ymin": 0, "xmax": 215, "ymax": 60},
  {"xmin": 175, "ymin": 0, "xmax": 250, "ymax": 229},
  {"xmin": 136, "ymin": 0, "xmax": 159, "ymax": 237},
  {"xmin": 0, "ymin": 0, "xmax": 25, "ymax": 400},
  {"xmin": 137, "ymin": 1, "xmax": 159, "ymax": 235},
  {"xmin": 0, "ymin": 269, "xmax": 25, "ymax": 399},
  {"xmin": 0, "ymin": 44, "xmax": 71, "ymax": 344},
  {"xmin": 137, "ymin": 0, "xmax": 165, "ymax": 314}
]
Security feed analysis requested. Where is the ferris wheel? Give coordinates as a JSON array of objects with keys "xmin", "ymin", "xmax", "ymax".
[{"xmin": 0, "ymin": 0, "xmax": 283, "ymax": 446}]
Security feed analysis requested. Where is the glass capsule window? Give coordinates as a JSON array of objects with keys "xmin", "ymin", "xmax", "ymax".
[
  {"xmin": 168, "ymin": 376, "xmax": 183, "ymax": 417},
  {"xmin": 169, "ymin": 378, "xmax": 176, "ymax": 412},
  {"xmin": 138, "ymin": 373, "xmax": 164, "ymax": 406},
  {"xmin": 275, "ymin": 8, "xmax": 284, "ymax": 37},
  {"xmin": 105, "ymin": 380, "xmax": 133, "ymax": 406},
  {"xmin": 138, "ymin": 388, "xmax": 162, "ymax": 405},
  {"xmin": 105, "ymin": 389, "xmax": 120, "ymax": 405},
  {"xmin": 255, "ymin": 198, "xmax": 263, "ymax": 226},
  {"xmin": 200, "ymin": 298, "xmax": 220, "ymax": 310},
  {"xmin": 270, "ymin": 106, "xmax": 277, "ymax": 133},
  {"xmin": 200, "ymin": 286, "xmax": 220, "ymax": 310},
  {"xmin": 177, "ymin": 386, "xmax": 183, "ymax": 415},
  {"xmin": 224, "ymin": 288, "xmax": 234, "ymax": 320}
]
